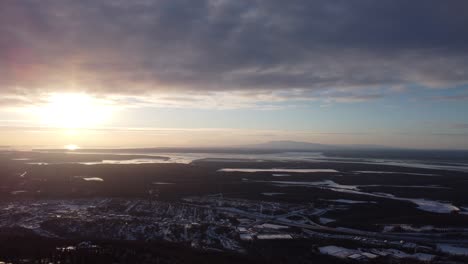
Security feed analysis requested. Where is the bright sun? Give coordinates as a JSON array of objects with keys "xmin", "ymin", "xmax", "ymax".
[
  {"xmin": 65, "ymin": 144, "xmax": 79, "ymax": 151},
  {"xmin": 38, "ymin": 93, "xmax": 112, "ymax": 129}
]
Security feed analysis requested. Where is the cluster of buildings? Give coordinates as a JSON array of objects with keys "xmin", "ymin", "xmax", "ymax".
[
  {"xmin": 318, "ymin": 245, "xmax": 437, "ymax": 262},
  {"xmin": 0, "ymin": 197, "xmax": 303, "ymax": 252},
  {"xmin": 0, "ymin": 196, "xmax": 467, "ymax": 263}
]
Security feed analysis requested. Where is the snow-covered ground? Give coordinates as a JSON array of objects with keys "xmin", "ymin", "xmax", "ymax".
[
  {"xmin": 11, "ymin": 190, "xmax": 27, "ymax": 195},
  {"xmin": 82, "ymin": 158, "xmax": 168, "ymax": 165},
  {"xmin": 437, "ymin": 244, "xmax": 468, "ymax": 256},
  {"xmin": 270, "ymin": 180, "xmax": 459, "ymax": 214},
  {"xmin": 270, "ymin": 180, "xmax": 359, "ymax": 190},
  {"xmin": 353, "ymin": 171, "xmax": 439, "ymax": 176},
  {"xmin": 319, "ymin": 246, "xmax": 436, "ymax": 262},
  {"xmin": 261, "ymin": 192, "xmax": 284, "ymax": 196},
  {"xmin": 327, "ymin": 199, "xmax": 376, "ymax": 204},
  {"xmin": 319, "ymin": 217, "xmax": 335, "ymax": 224},
  {"xmin": 83, "ymin": 177, "xmax": 104, "ymax": 182},
  {"xmin": 219, "ymin": 168, "xmax": 338, "ymax": 173},
  {"xmin": 271, "ymin": 173, "xmax": 291, "ymax": 177},
  {"xmin": 257, "ymin": 234, "xmax": 292, "ymax": 240}
]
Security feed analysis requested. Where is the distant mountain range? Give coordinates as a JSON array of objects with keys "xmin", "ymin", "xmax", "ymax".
[
  {"xmin": 237, "ymin": 140, "xmax": 394, "ymax": 150},
  {"xmin": 31, "ymin": 141, "xmax": 396, "ymax": 153}
]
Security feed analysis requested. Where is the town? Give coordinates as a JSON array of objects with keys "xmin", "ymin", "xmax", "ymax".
[{"xmin": 1, "ymin": 195, "xmax": 467, "ymax": 263}]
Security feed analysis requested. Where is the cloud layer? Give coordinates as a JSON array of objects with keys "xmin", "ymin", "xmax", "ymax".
[{"xmin": 1, "ymin": 0, "xmax": 468, "ymax": 106}]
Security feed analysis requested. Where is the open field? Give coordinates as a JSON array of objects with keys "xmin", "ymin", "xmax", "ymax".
[{"xmin": 1, "ymin": 149, "xmax": 468, "ymax": 263}]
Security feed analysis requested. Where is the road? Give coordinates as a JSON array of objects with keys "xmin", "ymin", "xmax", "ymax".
[{"xmin": 207, "ymin": 204, "xmax": 468, "ymax": 246}]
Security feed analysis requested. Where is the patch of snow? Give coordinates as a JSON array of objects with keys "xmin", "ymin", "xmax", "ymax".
[
  {"xmin": 410, "ymin": 198, "xmax": 459, "ymax": 214},
  {"xmin": 354, "ymin": 171, "xmax": 439, "ymax": 176},
  {"xmin": 362, "ymin": 252, "xmax": 378, "ymax": 259},
  {"xmin": 239, "ymin": 234, "xmax": 253, "ymax": 241},
  {"xmin": 11, "ymin": 190, "xmax": 27, "ymax": 195},
  {"xmin": 270, "ymin": 180, "xmax": 358, "ymax": 190},
  {"xmin": 271, "ymin": 180, "xmax": 459, "ymax": 214},
  {"xmin": 83, "ymin": 158, "xmax": 167, "ymax": 165},
  {"xmin": 413, "ymin": 253, "xmax": 436, "ymax": 262},
  {"xmin": 318, "ymin": 246, "xmax": 357, "ymax": 258},
  {"xmin": 261, "ymin": 192, "xmax": 284, "ymax": 196},
  {"xmin": 83, "ymin": 177, "xmax": 104, "ymax": 182},
  {"xmin": 219, "ymin": 168, "xmax": 338, "ymax": 173},
  {"xmin": 257, "ymin": 234, "xmax": 292, "ymax": 240},
  {"xmin": 255, "ymin": 223, "xmax": 289, "ymax": 230},
  {"xmin": 319, "ymin": 217, "xmax": 335, "ymax": 224},
  {"xmin": 361, "ymin": 184, "xmax": 449, "ymax": 189},
  {"xmin": 437, "ymin": 244, "xmax": 468, "ymax": 256},
  {"xmin": 328, "ymin": 199, "xmax": 376, "ymax": 204},
  {"xmin": 382, "ymin": 226, "xmax": 396, "ymax": 232},
  {"xmin": 370, "ymin": 249, "xmax": 435, "ymax": 261},
  {"xmin": 237, "ymin": 227, "xmax": 248, "ymax": 233}
]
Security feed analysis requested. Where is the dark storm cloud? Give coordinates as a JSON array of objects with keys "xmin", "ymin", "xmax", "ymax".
[{"xmin": 1, "ymin": 0, "xmax": 468, "ymax": 98}]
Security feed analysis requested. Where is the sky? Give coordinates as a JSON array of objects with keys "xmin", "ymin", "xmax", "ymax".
[{"xmin": 1, "ymin": 0, "xmax": 468, "ymax": 149}]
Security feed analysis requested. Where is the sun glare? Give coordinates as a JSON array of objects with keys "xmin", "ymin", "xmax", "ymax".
[
  {"xmin": 38, "ymin": 93, "xmax": 112, "ymax": 129},
  {"xmin": 65, "ymin": 144, "xmax": 79, "ymax": 151}
]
